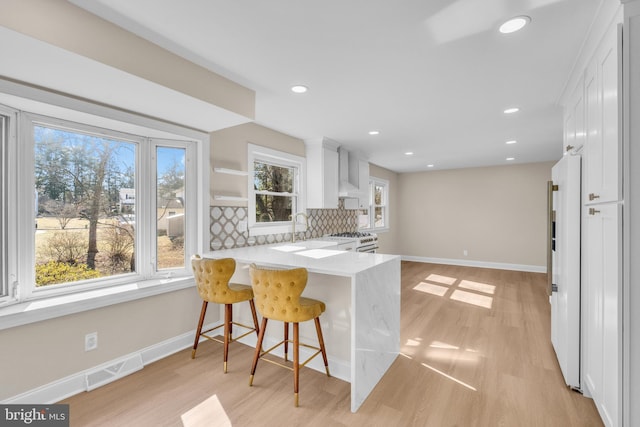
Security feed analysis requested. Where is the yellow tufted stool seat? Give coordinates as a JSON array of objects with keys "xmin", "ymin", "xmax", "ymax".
[
  {"xmin": 191, "ymin": 255, "xmax": 260, "ymax": 373},
  {"xmin": 248, "ymin": 264, "xmax": 330, "ymax": 407}
]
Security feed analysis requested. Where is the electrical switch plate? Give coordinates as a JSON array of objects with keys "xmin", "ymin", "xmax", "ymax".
[{"xmin": 85, "ymin": 332, "xmax": 98, "ymax": 351}]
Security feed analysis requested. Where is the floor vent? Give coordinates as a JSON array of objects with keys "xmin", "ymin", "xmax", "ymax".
[{"xmin": 85, "ymin": 354, "xmax": 144, "ymax": 391}]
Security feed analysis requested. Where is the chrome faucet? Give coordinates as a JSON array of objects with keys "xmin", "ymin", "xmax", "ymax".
[{"xmin": 292, "ymin": 212, "xmax": 308, "ymax": 243}]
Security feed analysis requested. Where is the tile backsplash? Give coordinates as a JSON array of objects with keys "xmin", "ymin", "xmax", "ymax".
[{"xmin": 210, "ymin": 202, "xmax": 358, "ymax": 250}]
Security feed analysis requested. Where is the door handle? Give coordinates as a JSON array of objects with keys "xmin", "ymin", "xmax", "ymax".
[
  {"xmin": 589, "ymin": 193, "xmax": 600, "ymax": 201},
  {"xmin": 589, "ymin": 208, "xmax": 600, "ymax": 215}
]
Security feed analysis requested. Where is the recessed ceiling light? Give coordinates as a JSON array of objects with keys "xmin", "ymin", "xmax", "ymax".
[
  {"xmin": 291, "ymin": 85, "xmax": 308, "ymax": 93},
  {"xmin": 506, "ymin": 157, "xmax": 515, "ymax": 161},
  {"xmin": 405, "ymin": 151, "xmax": 414, "ymax": 156},
  {"xmin": 504, "ymin": 107, "xmax": 520, "ymax": 114},
  {"xmin": 499, "ymin": 16, "xmax": 531, "ymax": 34},
  {"xmin": 427, "ymin": 164, "xmax": 434, "ymax": 168},
  {"xmin": 505, "ymin": 140, "xmax": 517, "ymax": 144},
  {"xmin": 369, "ymin": 130, "xmax": 380, "ymax": 135}
]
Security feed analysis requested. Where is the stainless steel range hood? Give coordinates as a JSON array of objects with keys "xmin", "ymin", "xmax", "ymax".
[{"xmin": 338, "ymin": 146, "xmax": 368, "ymax": 199}]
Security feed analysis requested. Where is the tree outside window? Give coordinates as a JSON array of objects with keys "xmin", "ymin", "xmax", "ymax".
[
  {"xmin": 34, "ymin": 125, "xmax": 136, "ymax": 285},
  {"xmin": 247, "ymin": 144, "xmax": 305, "ymax": 235},
  {"xmin": 253, "ymin": 160, "xmax": 294, "ymax": 223},
  {"xmin": 32, "ymin": 124, "xmax": 191, "ymax": 287}
]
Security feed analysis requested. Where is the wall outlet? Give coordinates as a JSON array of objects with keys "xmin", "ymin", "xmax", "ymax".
[
  {"xmin": 238, "ymin": 220, "xmax": 247, "ymax": 232},
  {"xmin": 463, "ymin": 249, "xmax": 468, "ymax": 256},
  {"xmin": 85, "ymin": 332, "xmax": 98, "ymax": 351}
]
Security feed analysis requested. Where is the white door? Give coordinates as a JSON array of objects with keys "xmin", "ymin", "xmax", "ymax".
[{"xmin": 550, "ymin": 154, "xmax": 581, "ymax": 388}]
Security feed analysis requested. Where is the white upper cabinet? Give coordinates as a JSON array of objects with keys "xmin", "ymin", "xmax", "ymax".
[
  {"xmin": 305, "ymin": 138, "xmax": 340, "ymax": 209},
  {"xmin": 564, "ymin": 75, "xmax": 585, "ymax": 154},
  {"xmin": 585, "ymin": 26, "xmax": 622, "ymax": 204}
]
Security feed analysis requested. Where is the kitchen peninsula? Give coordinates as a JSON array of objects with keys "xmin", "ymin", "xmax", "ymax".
[{"xmin": 202, "ymin": 242, "xmax": 401, "ymax": 412}]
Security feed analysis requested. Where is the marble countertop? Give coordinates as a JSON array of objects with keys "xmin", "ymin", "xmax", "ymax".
[{"xmin": 201, "ymin": 240, "xmax": 399, "ymax": 277}]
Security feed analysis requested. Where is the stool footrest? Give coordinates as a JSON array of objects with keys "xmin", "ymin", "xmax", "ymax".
[
  {"xmin": 257, "ymin": 339, "xmax": 323, "ymax": 371},
  {"xmin": 199, "ymin": 321, "xmax": 257, "ymax": 345}
]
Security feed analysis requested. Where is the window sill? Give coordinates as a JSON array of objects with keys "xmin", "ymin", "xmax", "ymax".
[{"xmin": 0, "ymin": 277, "xmax": 195, "ymax": 331}]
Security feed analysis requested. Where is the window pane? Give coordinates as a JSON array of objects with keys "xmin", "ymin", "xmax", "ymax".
[
  {"xmin": 359, "ymin": 210, "xmax": 370, "ymax": 229},
  {"xmin": 255, "ymin": 195, "xmax": 292, "ymax": 222},
  {"xmin": 253, "ymin": 159, "xmax": 296, "ymax": 223},
  {"xmin": 375, "ymin": 184, "xmax": 383, "ymax": 205},
  {"xmin": 156, "ymin": 147, "xmax": 185, "ymax": 270},
  {"xmin": 34, "ymin": 125, "xmax": 136, "ymax": 286},
  {"xmin": 0, "ymin": 115, "xmax": 7, "ymax": 297},
  {"xmin": 374, "ymin": 206, "xmax": 384, "ymax": 228},
  {"xmin": 254, "ymin": 161, "xmax": 293, "ymax": 193}
]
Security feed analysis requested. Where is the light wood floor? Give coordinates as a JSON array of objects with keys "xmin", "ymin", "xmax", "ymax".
[{"xmin": 61, "ymin": 261, "xmax": 603, "ymax": 426}]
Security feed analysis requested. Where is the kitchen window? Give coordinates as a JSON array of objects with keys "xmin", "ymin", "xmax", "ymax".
[
  {"xmin": 360, "ymin": 177, "xmax": 389, "ymax": 231},
  {"xmin": 0, "ymin": 88, "xmax": 205, "ymax": 309},
  {"xmin": 247, "ymin": 144, "xmax": 306, "ymax": 236}
]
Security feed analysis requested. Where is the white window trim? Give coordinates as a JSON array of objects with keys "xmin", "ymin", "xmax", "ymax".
[
  {"xmin": 247, "ymin": 143, "xmax": 306, "ymax": 236},
  {"xmin": 0, "ymin": 104, "xmax": 18, "ymax": 307},
  {"xmin": 0, "ymin": 80, "xmax": 209, "ymax": 328},
  {"xmin": 366, "ymin": 177, "xmax": 390, "ymax": 232}
]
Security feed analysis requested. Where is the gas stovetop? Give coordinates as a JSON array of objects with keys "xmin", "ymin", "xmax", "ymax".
[
  {"xmin": 329, "ymin": 232, "xmax": 375, "ymax": 238},
  {"xmin": 325, "ymin": 232, "xmax": 378, "ymax": 246}
]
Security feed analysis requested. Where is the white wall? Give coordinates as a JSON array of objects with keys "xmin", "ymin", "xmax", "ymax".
[
  {"xmin": 397, "ymin": 162, "xmax": 553, "ymax": 270},
  {"xmin": 210, "ymin": 122, "xmax": 305, "ymax": 206}
]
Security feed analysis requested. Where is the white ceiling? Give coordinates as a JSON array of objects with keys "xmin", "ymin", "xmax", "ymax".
[{"xmin": 71, "ymin": 0, "xmax": 602, "ymax": 173}]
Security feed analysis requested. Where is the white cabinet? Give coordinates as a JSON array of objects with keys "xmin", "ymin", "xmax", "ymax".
[
  {"xmin": 563, "ymin": 75, "xmax": 585, "ymax": 154},
  {"xmin": 583, "ymin": 202, "xmax": 622, "ymax": 427},
  {"xmin": 578, "ymin": 21, "xmax": 623, "ymax": 427},
  {"xmin": 305, "ymin": 138, "xmax": 339, "ymax": 209},
  {"xmin": 585, "ymin": 26, "xmax": 621, "ymax": 204}
]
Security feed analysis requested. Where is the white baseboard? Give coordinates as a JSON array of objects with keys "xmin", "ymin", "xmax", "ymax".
[
  {"xmin": 3, "ymin": 321, "xmax": 221, "ymax": 405},
  {"xmin": 4, "ymin": 319, "xmax": 350, "ymax": 404},
  {"xmin": 401, "ymin": 255, "xmax": 546, "ymax": 273}
]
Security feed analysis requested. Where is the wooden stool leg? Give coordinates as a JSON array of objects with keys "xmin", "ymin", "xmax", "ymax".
[
  {"xmin": 314, "ymin": 317, "xmax": 330, "ymax": 377},
  {"xmin": 249, "ymin": 317, "xmax": 268, "ymax": 386},
  {"xmin": 223, "ymin": 304, "xmax": 232, "ymax": 373},
  {"xmin": 249, "ymin": 299, "xmax": 260, "ymax": 336},
  {"xmin": 293, "ymin": 322, "xmax": 299, "ymax": 407},
  {"xmin": 284, "ymin": 322, "xmax": 289, "ymax": 362},
  {"xmin": 192, "ymin": 301, "xmax": 208, "ymax": 359}
]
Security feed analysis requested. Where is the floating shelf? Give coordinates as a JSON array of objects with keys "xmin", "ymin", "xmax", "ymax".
[
  {"xmin": 213, "ymin": 167, "xmax": 249, "ymax": 176},
  {"xmin": 213, "ymin": 195, "xmax": 248, "ymax": 202}
]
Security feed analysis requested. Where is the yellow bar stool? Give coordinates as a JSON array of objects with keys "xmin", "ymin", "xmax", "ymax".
[
  {"xmin": 248, "ymin": 263, "xmax": 330, "ymax": 407},
  {"xmin": 191, "ymin": 255, "xmax": 260, "ymax": 373}
]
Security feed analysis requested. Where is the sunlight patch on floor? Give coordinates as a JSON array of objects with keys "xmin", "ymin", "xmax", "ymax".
[
  {"xmin": 424, "ymin": 273, "xmax": 457, "ymax": 285},
  {"xmin": 450, "ymin": 289, "xmax": 493, "ymax": 309},
  {"xmin": 181, "ymin": 394, "xmax": 231, "ymax": 427},
  {"xmin": 458, "ymin": 279, "xmax": 496, "ymax": 295},
  {"xmin": 413, "ymin": 281, "xmax": 448, "ymax": 296},
  {"xmin": 429, "ymin": 341, "xmax": 459, "ymax": 350},
  {"xmin": 405, "ymin": 338, "xmax": 422, "ymax": 347},
  {"xmin": 421, "ymin": 362, "xmax": 477, "ymax": 391},
  {"xmin": 426, "ymin": 341, "xmax": 482, "ymax": 365}
]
